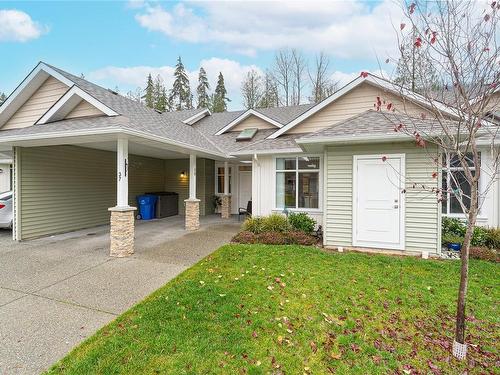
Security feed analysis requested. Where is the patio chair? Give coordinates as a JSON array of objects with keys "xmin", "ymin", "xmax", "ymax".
[{"xmin": 239, "ymin": 200, "xmax": 252, "ymax": 221}]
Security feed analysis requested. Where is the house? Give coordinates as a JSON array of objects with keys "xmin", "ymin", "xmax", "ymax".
[{"xmin": 0, "ymin": 62, "xmax": 497, "ymax": 256}]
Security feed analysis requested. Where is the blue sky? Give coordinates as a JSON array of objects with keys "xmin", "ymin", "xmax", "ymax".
[{"xmin": 0, "ymin": 1, "xmax": 402, "ymax": 109}]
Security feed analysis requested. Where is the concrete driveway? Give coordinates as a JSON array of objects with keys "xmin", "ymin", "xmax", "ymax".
[{"xmin": 0, "ymin": 215, "xmax": 240, "ymax": 374}]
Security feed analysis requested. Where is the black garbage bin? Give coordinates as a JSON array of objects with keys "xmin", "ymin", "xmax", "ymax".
[{"xmin": 146, "ymin": 192, "xmax": 179, "ymax": 218}]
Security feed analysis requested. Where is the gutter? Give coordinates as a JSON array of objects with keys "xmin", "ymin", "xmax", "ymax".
[{"xmin": 230, "ymin": 147, "xmax": 303, "ymax": 156}]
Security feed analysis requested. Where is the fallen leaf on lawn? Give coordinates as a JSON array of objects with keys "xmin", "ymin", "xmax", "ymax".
[
  {"xmin": 219, "ymin": 294, "xmax": 226, "ymax": 297},
  {"xmin": 275, "ymin": 277, "xmax": 282, "ymax": 283},
  {"xmin": 217, "ymin": 275, "xmax": 222, "ymax": 278},
  {"xmin": 277, "ymin": 336, "xmax": 284, "ymax": 345},
  {"xmin": 330, "ymin": 352, "xmax": 341, "ymax": 360},
  {"xmin": 252, "ymin": 331, "xmax": 258, "ymax": 338},
  {"xmin": 255, "ymin": 361, "xmax": 261, "ymax": 366},
  {"xmin": 287, "ymin": 329, "xmax": 293, "ymax": 334},
  {"xmin": 301, "ymin": 293, "xmax": 307, "ymax": 298},
  {"xmin": 372, "ymin": 355, "xmax": 381, "ymax": 364},
  {"xmin": 199, "ymin": 281, "xmax": 205, "ymax": 285},
  {"xmin": 280, "ymin": 282, "xmax": 286, "ymax": 288},
  {"xmin": 267, "ymin": 285, "xmax": 274, "ymax": 291},
  {"xmin": 310, "ymin": 341, "xmax": 318, "ymax": 353},
  {"xmin": 234, "ymin": 277, "xmax": 239, "ymax": 281}
]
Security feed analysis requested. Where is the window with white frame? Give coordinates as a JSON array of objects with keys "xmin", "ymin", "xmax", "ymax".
[
  {"xmin": 442, "ymin": 153, "xmax": 480, "ymax": 214},
  {"xmin": 276, "ymin": 156, "xmax": 320, "ymax": 209},
  {"xmin": 216, "ymin": 166, "xmax": 232, "ymax": 194}
]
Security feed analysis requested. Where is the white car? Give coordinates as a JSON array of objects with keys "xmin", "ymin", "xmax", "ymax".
[{"xmin": 0, "ymin": 191, "xmax": 13, "ymax": 229}]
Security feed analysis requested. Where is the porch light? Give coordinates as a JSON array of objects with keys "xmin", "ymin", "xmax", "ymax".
[{"xmin": 180, "ymin": 170, "xmax": 187, "ymax": 178}]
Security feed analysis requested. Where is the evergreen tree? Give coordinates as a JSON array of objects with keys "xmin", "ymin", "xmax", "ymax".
[
  {"xmin": 170, "ymin": 56, "xmax": 192, "ymax": 110},
  {"xmin": 212, "ymin": 72, "xmax": 230, "ymax": 113},
  {"xmin": 153, "ymin": 75, "xmax": 167, "ymax": 112},
  {"xmin": 258, "ymin": 71, "xmax": 279, "ymax": 108},
  {"xmin": 0, "ymin": 92, "xmax": 6, "ymax": 106},
  {"xmin": 142, "ymin": 74, "xmax": 154, "ymax": 108},
  {"xmin": 196, "ymin": 67, "xmax": 210, "ymax": 109}
]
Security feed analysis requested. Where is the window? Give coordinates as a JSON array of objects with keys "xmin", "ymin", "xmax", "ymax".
[
  {"xmin": 216, "ymin": 166, "xmax": 232, "ymax": 194},
  {"xmin": 276, "ymin": 156, "xmax": 320, "ymax": 209},
  {"xmin": 442, "ymin": 153, "xmax": 480, "ymax": 214}
]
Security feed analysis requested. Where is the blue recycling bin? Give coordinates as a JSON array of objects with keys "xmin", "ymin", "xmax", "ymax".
[{"xmin": 137, "ymin": 194, "xmax": 157, "ymax": 220}]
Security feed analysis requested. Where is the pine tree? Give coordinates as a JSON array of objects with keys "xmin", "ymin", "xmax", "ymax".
[
  {"xmin": 196, "ymin": 67, "xmax": 210, "ymax": 109},
  {"xmin": 143, "ymin": 74, "xmax": 154, "ymax": 108},
  {"xmin": 212, "ymin": 72, "xmax": 230, "ymax": 113},
  {"xmin": 153, "ymin": 75, "xmax": 167, "ymax": 112},
  {"xmin": 0, "ymin": 92, "xmax": 6, "ymax": 106},
  {"xmin": 170, "ymin": 56, "xmax": 192, "ymax": 111}
]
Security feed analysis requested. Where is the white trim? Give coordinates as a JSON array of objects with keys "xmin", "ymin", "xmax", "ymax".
[
  {"xmin": 296, "ymin": 133, "xmax": 411, "ymax": 145},
  {"xmin": 272, "ymin": 154, "xmax": 323, "ymax": 212},
  {"xmin": 352, "ymin": 153, "xmax": 406, "ymax": 251},
  {"xmin": 182, "ymin": 109, "xmax": 211, "ymax": 125},
  {"xmin": 323, "ymin": 148, "xmax": 328, "ymax": 246},
  {"xmin": 116, "ymin": 138, "xmax": 129, "ymax": 208},
  {"xmin": 230, "ymin": 147, "xmax": 303, "ymax": 156},
  {"xmin": 215, "ymin": 109, "xmax": 283, "ymax": 135},
  {"xmin": 269, "ymin": 74, "xmax": 459, "ymax": 139},
  {"xmin": 36, "ymin": 86, "xmax": 118, "ymax": 124},
  {"xmin": 13, "ymin": 147, "xmax": 20, "ymax": 241},
  {"xmin": 189, "ymin": 154, "xmax": 197, "ymax": 199},
  {"xmin": 0, "ymin": 62, "xmax": 74, "ymax": 127}
]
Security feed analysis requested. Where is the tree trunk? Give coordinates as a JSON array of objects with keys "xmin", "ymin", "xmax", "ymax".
[{"xmin": 453, "ymin": 176, "xmax": 479, "ymax": 360}]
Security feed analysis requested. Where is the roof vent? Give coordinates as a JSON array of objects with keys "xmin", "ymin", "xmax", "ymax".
[
  {"xmin": 107, "ymin": 89, "xmax": 118, "ymax": 95},
  {"xmin": 236, "ymin": 127, "xmax": 258, "ymax": 141},
  {"xmin": 154, "ymin": 109, "xmax": 163, "ymax": 114}
]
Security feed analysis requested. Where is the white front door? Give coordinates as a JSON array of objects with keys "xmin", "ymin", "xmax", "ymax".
[
  {"xmin": 239, "ymin": 171, "xmax": 252, "ymax": 209},
  {"xmin": 353, "ymin": 154, "xmax": 405, "ymax": 250}
]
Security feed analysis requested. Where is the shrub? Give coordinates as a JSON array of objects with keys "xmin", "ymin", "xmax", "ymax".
[
  {"xmin": 484, "ymin": 228, "xmax": 500, "ymax": 250},
  {"xmin": 287, "ymin": 231, "xmax": 318, "ymax": 246},
  {"xmin": 472, "ymin": 226, "xmax": 488, "ymax": 247},
  {"xmin": 232, "ymin": 231, "xmax": 257, "ymax": 244},
  {"xmin": 261, "ymin": 213, "xmax": 291, "ymax": 233},
  {"xmin": 257, "ymin": 231, "xmax": 288, "ymax": 245},
  {"xmin": 288, "ymin": 212, "xmax": 316, "ymax": 233},
  {"xmin": 242, "ymin": 216, "xmax": 264, "ymax": 234},
  {"xmin": 470, "ymin": 247, "xmax": 500, "ymax": 262},
  {"xmin": 442, "ymin": 217, "xmax": 466, "ymax": 237},
  {"xmin": 442, "ymin": 233, "xmax": 463, "ymax": 246}
]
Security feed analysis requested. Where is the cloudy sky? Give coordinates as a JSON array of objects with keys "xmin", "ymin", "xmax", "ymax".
[{"xmin": 0, "ymin": 0, "xmax": 404, "ymax": 109}]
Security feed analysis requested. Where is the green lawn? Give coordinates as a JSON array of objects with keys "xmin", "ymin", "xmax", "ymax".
[{"xmin": 47, "ymin": 245, "xmax": 498, "ymax": 374}]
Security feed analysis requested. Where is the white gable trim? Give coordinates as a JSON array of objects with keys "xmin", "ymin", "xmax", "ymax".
[
  {"xmin": 268, "ymin": 74, "xmax": 459, "ymax": 139},
  {"xmin": 215, "ymin": 109, "xmax": 283, "ymax": 135},
  {"xmin": 0, "ymin": 62, "xmax": 74, "ymax": 127},
  {"xmin": 182, "ymin": 108, "xmax": 211, "ymax": 125},
  {"xmin": 36, "ymin": 86, "xmax": 118, "ymax": 124}
]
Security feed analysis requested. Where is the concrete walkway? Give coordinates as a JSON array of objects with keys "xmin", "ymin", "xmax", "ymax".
[{"xmin": 0, "ymin": 215, "xmax": 240, "ymax": 375}]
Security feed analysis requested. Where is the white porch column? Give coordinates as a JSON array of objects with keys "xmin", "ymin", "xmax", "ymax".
[
  {"xmin": 116, "ymin": 138, "xmax": 129, "ymax": 208},
  {"xmin": 185, "ymin": 153, "xmax": 200, "ymax": 230},
  {"xmin": 221, "ymin": 161, "xmax": 231, "ymax": 219},
  {"xmin": 109, "ymin": 138, "xmax": 136, "ymax": 257}
]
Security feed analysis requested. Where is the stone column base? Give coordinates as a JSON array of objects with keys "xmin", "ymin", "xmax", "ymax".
[
  {"xmin": 109, "ymin": 206, "xmax": 136, "ymax": 257},
  {"xmin": 185, "ymin": 198, "xmax": 200, "ymax": 230},
  {"xmin": 221, "ymin": 194, "xmax": 231, "ymax": 219}
]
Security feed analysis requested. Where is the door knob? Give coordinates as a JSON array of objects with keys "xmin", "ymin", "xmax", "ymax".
[{"xmin": 394, "ymin": 205, "xmax": 399, "ymax": 209}]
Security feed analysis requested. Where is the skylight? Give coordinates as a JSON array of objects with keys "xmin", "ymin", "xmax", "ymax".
[{"xmin": 236, "ymin": 127, "xmax": 258, "ymax": 141}]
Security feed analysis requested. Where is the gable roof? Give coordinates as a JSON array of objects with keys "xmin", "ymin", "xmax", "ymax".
[{"xmin": 268, "ymin": 73, "xmax": 458, "ymax": 139}]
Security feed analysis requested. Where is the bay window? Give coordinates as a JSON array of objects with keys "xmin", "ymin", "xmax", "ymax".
[
  {"xmin": 276, "ymin": 156, "xmax": 320, "ymax": 209},
  {"xmin": 442, "ymin": 153, "xmax": 480, "ymax": 214}
]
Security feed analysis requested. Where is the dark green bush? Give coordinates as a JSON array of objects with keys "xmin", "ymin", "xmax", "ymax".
[
  {"xmin": 261, "ymin": 213, "xmax": 291, "ymax": 233},
  {"xmin": 484, "ymin": 228, "xmax": 500, "ymax": 249},
  {"xmin": 442, "ymin": 217, "xmax": 466, "ymax": 237},
  {"xmin": 472, "ymin": 226, "xmax": 488, "ymax": 247},
  {"xmin": 442, "ymin": 233, "xmax": 463, "ymax": 245},
  {"xmin": 232, "ymin": 231, "xmax": 257, "ymax": 244},
  {"xmin": 441, "ymin": 217, "xmax": 493, "ymax": 247},
  {"xmin": 288, "ymin": 212, "xmax": 316, "ymax": 233},
  {"xmin": 242, "ymin": 217, "xmax": 264, "ymax": 234}
]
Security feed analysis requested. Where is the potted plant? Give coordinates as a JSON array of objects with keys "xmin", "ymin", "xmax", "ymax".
[
  {"xmin": 443, "ymin": 233, "xmax": 463, "ymax": 252},
  {"xmin": 212, "ymin": 195, "xmax": 222, "ymax": 214}
]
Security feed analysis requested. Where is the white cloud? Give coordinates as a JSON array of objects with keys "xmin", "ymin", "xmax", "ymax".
[
  {"xmin": 133, "ymin": 0, "xmax": 404, "ymax": 59},
  {"xmin": 0, "ymin": 9, "xmax": 47, "ymax": 42},
  {"xmin": 88, "ymin": 58, "xmax": 262, "ymax": 109}
]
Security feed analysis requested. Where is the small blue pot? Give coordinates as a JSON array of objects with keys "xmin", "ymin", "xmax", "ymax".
[{"xmin": 447, "ymin": 243, "xmax": 462, "ymax": 251}]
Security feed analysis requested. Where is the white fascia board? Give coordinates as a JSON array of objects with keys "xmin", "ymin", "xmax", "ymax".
[
  {"xmin": 215, "ymin": 109, "xmax": 283, "ymax": 135},
  {"xmin": 229, "ymin": 147, "xmax": 302, "ymax": 156},
  {"xmin": 182, "ymin": 109, "xmax": 211, "ymax": 125},
  {"xmin": 269, "ymin": 74, "xmax": 459, "ymax": 139},
  {"xmin": 296, "ymin": 133, "xmax": 412, "ymax": 145},
  {"xmin": 0, "ymin": 62, "xmax": 74, "ymax": 127},
  {"xmin": 37, "ymin": 86, "xmax": 118, "ymax": 124}
]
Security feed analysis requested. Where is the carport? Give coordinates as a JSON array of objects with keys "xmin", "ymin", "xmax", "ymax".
[{"xmin": 1, "ymin": 126, "xmax": 230, "ymax": 256}]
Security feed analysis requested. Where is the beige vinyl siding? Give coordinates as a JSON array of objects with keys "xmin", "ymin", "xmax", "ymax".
[
  {"xmin": 18, "ymin": 145, "xmax": 167, "ymax": 239},
  {"xmin": 232, "ymin": 115, "xmax": 277, "ymax": 131},
  {"xmin": 2, "ymin": 77, "xmax": 68, "ymax": 130},
  {"xmin": 325, "ymin": 142, "xmax": 439, "ymax": 253},
  {"xmin": 288, "ymin": 82, "xmax": 433, "ymax": 134},
  {"xmin": 65, "ymin": 99, "xmax": 104, "ymax": 119}
]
